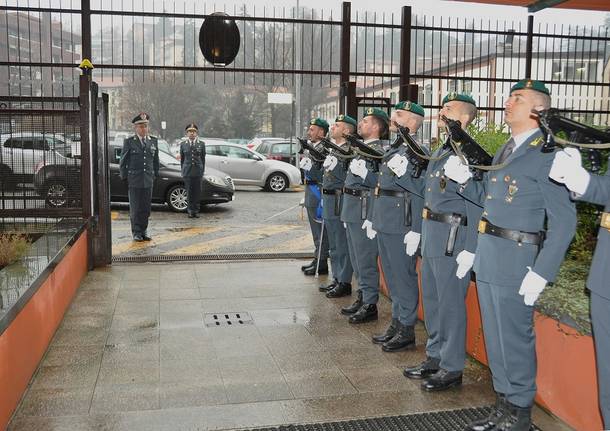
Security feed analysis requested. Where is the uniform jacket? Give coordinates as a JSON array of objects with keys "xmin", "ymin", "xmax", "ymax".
[
  {"xmin": 304, "ymin": 141, "xmax": 327, "ymax": 208},
  {"xmin": 320, "ymin": 143, "xmax": 350, "ymax": 220},
  {"xmin": 458, "ymin": 130, "xmax": 577, "ymax": 285},
  {"xmin": 372, "ymin": 143, "xmax": 424, "ymax": 235},
  {"xmin": 180, "ymin": 138, "xmax": 206, "ymax": 178},
  {"xmin": 577, "ymin": 161, "xmax": 610, "ymax": 300},
  {"xmin": 395, "ymin": 140, "xmax": 483, "ymax": 258},
  {"xmin": 340, "ymin": 139, "xmax": 382, "ymax": 223},
  {"xmin": 119, "ymin": 135, "xmax": 160, "ymax": 188}
]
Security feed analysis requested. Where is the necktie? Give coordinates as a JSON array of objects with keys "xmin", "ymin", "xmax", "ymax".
[
  {"xmin": 497, "ymin": 138, "xmax": 516, "ymax": 164},
  {"xmin": 140, "ymin": 137, "xmax": 146, "ymax": 149}
]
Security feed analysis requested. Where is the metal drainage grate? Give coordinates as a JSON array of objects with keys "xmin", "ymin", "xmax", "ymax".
[
  {"xmin": 204, "ymin": 312, "xmax": 254, "ymax": 327},
  {"xmin": 112, "ymin": 252, "xmax": 313, "ymax": 264},
  {"xmin": 247, "ymin": 407, "xmax": 540, "ymax": 431}
]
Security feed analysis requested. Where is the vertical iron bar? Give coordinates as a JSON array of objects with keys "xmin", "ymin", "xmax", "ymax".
[
  {"xmin": 399, "ymin": 6, "xmax": 411, "ymax": 101},
  {"xmin": 525, "ymin": 14, "xmax": 533, "ymax": 79}
]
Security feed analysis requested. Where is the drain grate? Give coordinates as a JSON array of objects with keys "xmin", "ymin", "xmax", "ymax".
[
  {"xmin": 112, "ymin": 252, "xmax": 313, "ymax": 264},
  {"xmin": 204, "ymin": 312, "xmax": 254, "ymax": 327},
  {"xmin": 247, "ymin": 407, "xmax": 540, "ymax": 431}
]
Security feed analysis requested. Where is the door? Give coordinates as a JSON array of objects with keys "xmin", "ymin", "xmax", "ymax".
[{"xmin": 221, "ymin": 145, "xmax": 266, "ymax": 185}]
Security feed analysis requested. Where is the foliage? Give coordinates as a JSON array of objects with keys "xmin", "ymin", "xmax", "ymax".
[
  {"xmin": 466, "ymin": 117, "xmax": 510, "ymax": 156},
  {"xmin": 0, "ymin": 234, "xmax": 30, "ymax": 270}
]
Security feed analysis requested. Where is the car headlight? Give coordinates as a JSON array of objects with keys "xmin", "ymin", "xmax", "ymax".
[{"xmin": 204, "ymin": 175, "xmax": 225, "ymax": 187}]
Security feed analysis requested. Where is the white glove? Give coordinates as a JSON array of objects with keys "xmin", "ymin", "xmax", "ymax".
[
  {"xmin": 349, "ymin": 159, "xmax": 368, "ymax": 180},
  {"xmin": 299, "ymin": 157, "xmax": 313, "ymax": 171},
  {"xmin": 518, "ymin": 267, "xmax": 547, "ymax": 306},
  {"xmin": 403, "ymin": 231, "xmax": 421, "ymax": 256},
  {"xmin": 443, "ymin": 155, "xmax": 473, "ymax": 184},
  {"xmin": 387, "ymin": 154, "xmax": 409, "ymax": 177},
  {"xmin": 455, "ymin": 250, "xmax": 475, "ymax": 279},
  {"xmin": 299, "ymin": 197, "xmax": 305, "ymax": 206},
  {"xmin": 549, "ymin": 147, "xmax": 590, "ymax": 195},
  {"xmin": 343, "ymin": 222, "xmax": 347, "ymax": 229},
  {"xmin": 361, "ymin": 219, "xmax": 376, "ymax": 239},
  {"xmin": 323, "ymin": 155, "xmax": 338, "ymax": 171}
]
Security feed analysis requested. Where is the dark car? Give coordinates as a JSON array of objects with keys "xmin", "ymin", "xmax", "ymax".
[
  {"xmin": 254, "ymin": 140, "xmax": 300, "ymax": 166},
  {"xmin": 33, "ymin": 143, "xmax": 235, "ymax": 212}
]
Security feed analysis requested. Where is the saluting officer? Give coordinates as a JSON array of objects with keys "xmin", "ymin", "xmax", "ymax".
[
  {"xmin": 299, "ymin": 118, "xmax": 330, "ymax": 276},
  {"xmin": 368, "ymin": 101, "xmax": 425, "ymax": 350},
  {"xmin": 119, "ymin": 112, "xmax": 160, "ymax": 242},
  {"xmin": 317, "ymin": 115, "xmax": 357, "ymax": 294},
  {"xmin": 444, "ymin": 80, "xmax": 577, "ymax": 431},
  {"xmin": 335, "ymin": 108, "xmax": 388, "ymax": 318},
  {"xmin": 180, "ymin": 123, "xmax": 206, "ymax": 218},
  {"xmin": 549, "ymin": 147, "xmax": 610, "ymax": 428},
  {"xmin": 388, "ymin": 94, "xmax": 482, "ymax": 391}
]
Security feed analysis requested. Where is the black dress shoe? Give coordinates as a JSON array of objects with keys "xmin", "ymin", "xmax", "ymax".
[
  {"xmin": 382, "ymin": 323, "xmax": 416, "ymax": 352},
  {"xmin": 348, "ymin": 303, "xmax": 378, "ymax": 324},
  {"xmin": 403, "ymin": 357, "xmax": 440, "ymax": 380},
  {"xmin": 467, "ymin": 393, "xmax": 509, "ymax": 431},
  {"xmin": 421, "ymin": 369, "xmax": 462, "ymax": 391},
  {"xmin": 142, "ymin": 235, "xmax": 152, "ymax": 241},
  {"xmin": 325, "ymin": 282, "xmax": 352, "ymax": 298},
  {"xmin": 301, "ymin": 259, "xmax": 317, "ymax": 271},
  {"xmin": 133, "ymin": 234, "xmax": 144, "ymax": 242},
  {"xmin": 494, "ymin": 402, "xmax": 532, "ymax": 431},
  {"xmin": 188, "ymin": 213, "xmax": 195, "ymax": 218},
  {"xmin": 341, "ymin": 290, "xmax": 363, "ymax": 315},
  {"xmin": 319, "ymin": 278, "xmax": 338, "ymax": 292},
  {"xmin": 304, "ymin": 260, "xmax": 328, "ymax": 276},
  {"xmin": 193, "ymin": 213, "xmax": 200, "ymax": 218},
  {"xmin": 372, "ymin": 318, "xmax": 399, "ymax": 344}
]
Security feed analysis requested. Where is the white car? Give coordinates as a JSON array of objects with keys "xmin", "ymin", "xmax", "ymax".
[
  {"xmin": 204, "ymin": 140, "xmax": 301, "ymax": 192},
  {"xmin": 0, "ymin": 132, "xmax": 76, "ymax": 187}
]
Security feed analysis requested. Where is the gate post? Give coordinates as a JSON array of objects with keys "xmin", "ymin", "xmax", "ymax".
[
  {"xmin": 399, "ymin": 6, "xmax": 412, "ymax": 102},
  {"xmin": 79, "ymin": 75, "xmax": 93, "ymax": 269}
]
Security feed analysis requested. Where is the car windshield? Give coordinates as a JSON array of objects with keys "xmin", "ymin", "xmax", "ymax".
[{"xmin": 159, "ymin": 150, "xmax": 180, "ymax": 166}]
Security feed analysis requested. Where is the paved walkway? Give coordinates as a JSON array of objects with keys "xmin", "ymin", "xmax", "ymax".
[{"xmin": 8, "ymin": 261, "xmax": 571, "ymax": 431}]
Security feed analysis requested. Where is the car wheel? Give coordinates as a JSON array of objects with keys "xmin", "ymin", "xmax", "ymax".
[
  {"xmin": 166, "ymin": 184, "xmax": 188, "ymax": 212},
  {"xmin": 266, "ymin": 172, "xmax": 288, "ymax": 192},
  {"xmin": 44, "ymin": 181, "xmax": 69, "ymax": 208}
]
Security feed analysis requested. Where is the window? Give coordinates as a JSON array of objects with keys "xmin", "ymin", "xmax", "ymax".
[
  {"xmin": 225, "ymin": 146, "xmax": 253, "ymax": 159},
  {"xmin": 463, "ymin": 80, "xmax": 473, "ymax": 94},
  {"xmin": 448, "ymin": 79, "xmax": 459, "ymax": 92},
  {"xmin": 271, "ymin": 143, "xmax": 293, "ymax": 154},
  {"xmin": 206, "ymin": 145, "xmax": 227, "ymax": 156},
  {"xmin": 113, "ymin": 148, "xmax": 122, "ymax": 163},
  {"xmin": 257, "ymin": 143, "xmax": 269, "ymax": 154}
]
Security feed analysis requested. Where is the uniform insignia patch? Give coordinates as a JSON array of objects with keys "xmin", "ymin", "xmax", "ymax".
[
  {"xmin": 529, "ymin": 137, "xmax": 543, "ymax": 147},
  {"xmin": 439, "ymin": 177, "xmax": 447, "ymax": 192},
  {"xmin": 506, "ymin": 184, "xmax": 519, "ymax": 203}
]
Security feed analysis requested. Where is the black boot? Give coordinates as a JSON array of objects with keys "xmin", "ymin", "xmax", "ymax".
[
  {"xmin": 381, "ymin": 323, "xmax": 416, "ymax": 352},
  {"xmin": 466, "ymin": 393, "xmax": 509, "ymax": 431},
  {"xmin": 403, "ymin": 357, "xmax": 440, "ymax": 380},
  {"xmin": 301, "ymin": 259, "xmax": 316, "ymax": 271},
  {"xmin": 372, "ymin": 318, "xmax": 399, "ymax": 344},
  {"xmin": 348, "ymin": 303, "xmax": 378, "ymax": 324},
  {"xmin": 304, "ymin": 259, "xmax": 328, "ymax": 276},
  {"xmin": 421, "ymin": 369, "xmax": 462, "ymax": 391},
  {"xmin": 495, "ymin": 402, "xmax": 532, "ymax": 431},
  {"xmin": 319, "ymin": 278, "xmax": 338, "ymax": 293},
  {"xmin": 340, "ymin": 290, "xmax": 363, "ymax": 315},
  {"xmin": 325, "ymin": 282, "xmax": 352, "ymax": 298}
]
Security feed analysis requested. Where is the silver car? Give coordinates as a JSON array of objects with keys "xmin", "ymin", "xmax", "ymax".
[{"xmin": 204, "ymin": 140, "xmax": 301, "ymax": 192}]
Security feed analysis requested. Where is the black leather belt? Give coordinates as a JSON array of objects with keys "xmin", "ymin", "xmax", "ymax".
[
  {"xmin": 374, "ymin": 187, "xmax": 405, "ymax": 198},
  {"xmin": 305, "ymin": 180, "xmax": 318, "ymax": 185},
  {"xmin": 423, "ymin": 207, "xmax": 466, "ymax": 257},
  {"xmin": 422, "ymin": 207, "xmax": 467, "ymax": 226},
  {"xmin": 322, "ymin": 188, "xmax": 337, "ymax": 195},
  {"xmin": 343, "ymin": 187, "xmax": 367, "ymax": 197},
  {"xmin": 478, "ymin": 218, "xmax": 544, "ymax": 246}
]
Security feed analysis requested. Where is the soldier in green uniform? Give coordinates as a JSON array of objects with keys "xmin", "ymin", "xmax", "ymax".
[
  {"xmin": 119, "ymin": 112, "xmax": 160, "ymax": 242},
  {"xmin": 180, "ymin": 123, "xmax": 206, "ymax": 218},
  {"xmin": 443, "ymin": 80, "xmax": 577, "ymax": 431}
]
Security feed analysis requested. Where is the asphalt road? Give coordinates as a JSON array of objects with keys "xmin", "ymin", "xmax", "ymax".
[{"xmin": 111, "ymin": 185, "xmax": 314, "ymax": 257}]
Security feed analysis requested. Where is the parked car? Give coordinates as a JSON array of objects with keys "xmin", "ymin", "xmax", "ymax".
[
  {"xmin": 0, "ymin": 132, "xmax": 78, "ymax": 188},
  {"xmin": 255, "ymin": 140, "xmax": 300, "ymax": 165},
  {"xmin": 33, "ymin": 142, "xmax": 235, "ymax": 212},
  {"xmin": 204, "ymin": 139, "xmax": 301, "ymax": 192},
  {"xmin": 112, "ymin": 131, "xmax": 130, "ymax": 146},
  {"xmin": 246, "ymin": 137, "xmax": 287, "ymax": 151}
]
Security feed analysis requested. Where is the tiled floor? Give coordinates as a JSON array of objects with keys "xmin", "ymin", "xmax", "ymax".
[{"xmin": 8, "ymin": 260, "xmax": 572, "ymax": 431}]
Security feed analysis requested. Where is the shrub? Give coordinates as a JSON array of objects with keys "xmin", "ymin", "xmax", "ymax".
[{"xmin": 0, "ymin": 234, "xmax": 30, "ymax": 270}]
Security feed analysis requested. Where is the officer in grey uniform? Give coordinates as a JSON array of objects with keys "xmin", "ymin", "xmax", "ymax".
[
  {"xmin": 549, "ymin": 147, "xmax": 610, "ymax": 429},
  {"xmin": 335, "ymin": 108, "xmax": 388, "ymax": 317},
  {"xmin": 300, "ymin": 118, "xmax": 330, "ymax": 276},
  {"xmin": 180, "ymin": 123, "xmax": 206, "ymax": 218},
  {"xmin": 444, "ymin": 79, "xmax": 577, "ymax": 431},
  {"xmin": 119, "ymin": 112, "xmax": 160, "ymax": 242},
  {"xmin": 388, "ymin": 94, "xmax": 482, "ymax": 390},
  {"xmin": 368, "ymin": 101, "xmax": 425, "ymax": 350},
  {"xmin": 316, "ymin": 115, "xmax": 356, "ymax": 294}
]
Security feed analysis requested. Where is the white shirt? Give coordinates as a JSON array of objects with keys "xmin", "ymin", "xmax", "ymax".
[
  {"xmin": 511, "ymin": 128, "xmax": 539, "ymax": 151},
  {"xmin": 364, "ymin": 138, "xmax": 378, "ymax": 144}
]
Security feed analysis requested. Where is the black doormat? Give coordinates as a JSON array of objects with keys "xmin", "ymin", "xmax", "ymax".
[{"xmin": 249, "ymin": 407, "xmax": 540, "ymax": 431}]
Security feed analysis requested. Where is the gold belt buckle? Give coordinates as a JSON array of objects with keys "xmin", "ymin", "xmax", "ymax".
[
  {"xmin": 601, "ymin": 212, "xmax": 610, "ymax": 231},
  {"xmin": 422, "ymin": 208, "xmax": 429, "ymax": 219},
  {"xmin": 478, "ymin": 219, "xmax": 488, "ymax": 234}
]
